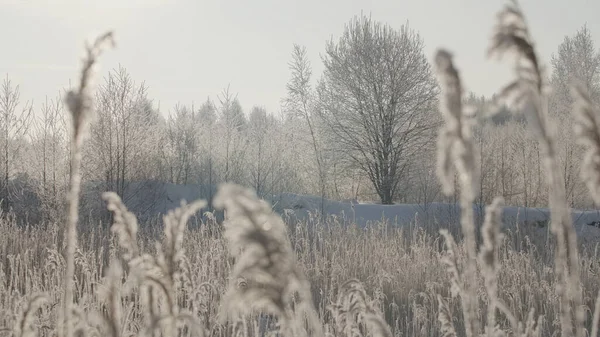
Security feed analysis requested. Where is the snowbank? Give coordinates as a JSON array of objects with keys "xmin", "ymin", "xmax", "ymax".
[{"xmin": 102, "ymin": 182, "xmax": 600, "ymax": 241}]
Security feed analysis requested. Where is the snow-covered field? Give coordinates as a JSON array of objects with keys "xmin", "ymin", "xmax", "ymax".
[
  {"xmin": 124, "ymin": 182, "xmax": 600, "ymax": 242},
  {"xmin": 274, "ymin": 192, "xmax": 600, "ymax": 240}
]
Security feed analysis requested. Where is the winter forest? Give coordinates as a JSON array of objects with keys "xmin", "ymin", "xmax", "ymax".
[{"xmin": 3, "ymin": 1, "xmax": 600, "ymax": 337}]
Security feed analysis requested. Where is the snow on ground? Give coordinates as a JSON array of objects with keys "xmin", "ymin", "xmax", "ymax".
[
  {"xmin": 274, "ymin": 192, "xmax": 600, "ymax": 241},
  {"xmin": 117, "ymin": 182, "xmax": 600, "ymax": 242}
]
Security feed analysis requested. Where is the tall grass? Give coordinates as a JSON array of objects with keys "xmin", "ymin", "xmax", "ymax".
[
  {"xmin": 1, "ymin": 1, "xmax": 600, "ymax": 337},
  {"xmin": 2, "ymin": 207, "xmax": 600, "ymax": 336},
  {"xmin": 62, "ymin": 31, "xmax": 115, "ymax": 337}
]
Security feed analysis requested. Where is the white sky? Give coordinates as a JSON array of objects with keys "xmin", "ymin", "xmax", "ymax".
[{"xmin": 0, "ymin": 0, "xmax": 598, "ymax": 116}]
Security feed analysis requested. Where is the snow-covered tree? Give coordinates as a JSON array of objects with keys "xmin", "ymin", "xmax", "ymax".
[
  {"xmin": 217, "ymin": 86, "xmax": 247, "ymax": 184},
  {"xmin": 283, "ymin": 44, "xmax": 328, "ymax": 214},
  {"xmin": 0, "ymin": 75, "xmax": 33, "ymax": 212},
  {"xmin": 88, "ymin": 66, "xmax": 159, "ymax": 207},
  {"xmin": 317, "ymin": 15, "xmax": 438, "ymax": 204}
]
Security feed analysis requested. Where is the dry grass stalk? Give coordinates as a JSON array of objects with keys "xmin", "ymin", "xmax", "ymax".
[
  {"xmin": 103, "ymin": 192, "xmax": 206, "ymax": 337},
  {"xmin": 571, "ymin": 72, "xmax": 600, "ymax": 337},
  {"xmin": 156, "ymin": 199, "xmax": 207, "ymax": 315},
  {"xmin": 213, "ymin": 183, "xmax": 323, "ymax": 337},
  {"xmin": 328, "ymin": 279, "xmax": 393, "ymax": 337},
  {"xmin": 488, "ymin": 2, "xmax": 584, "ymax": 336},
  {"xmin": 96, "ymin": 260, "xmax": 125, "ymax": 337},
  {"xmin": 436, "ymin": 295, "xmax": 456, "ymax": 337},
  {"xmin": 62, "ymin": 31, "xmax": 114, "ymax": 337},
  {"xmin": 571, "ymin": 83, "xmax": 600, "ymax": 206},
  {"xmin": 479, "ymin": 197, "xmax": 504, "ymax": 333},
  {"xmin": 102, "ymin": 192, "xmax": 140, "ymax": 265},
  {"xmin": 433, "ymin": 49, "xmax": 480, "ymax": 337},
  {"xmin": 438, "ymin": 229, "xmax": 461, "ymax": 299},
  {"xmin": 591, "ymin": 291, "xmax": 600, "ymax": 337},
  {"xmin": 14, "ymin": 295, "xmax": 48, "ymax": 337}
]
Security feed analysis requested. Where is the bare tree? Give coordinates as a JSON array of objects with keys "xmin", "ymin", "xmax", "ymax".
[
  {"xmin": 284, "ymin": 44, "xmax": 327, "ymax": 215},
  {"xmin": 317, "ymin": 15, "xmax": 438, "ymax": 204},
  {"xmin": 270, "ymin": 109, "xmax": 305, "ymax": 199},
  {"xmin": 32, "ymin": 94, "xmax": 68, "ymax": 220},
  {"xmin": 0, "ymin": 75, "xmax": 33, "ymax": 212},
  {"xmin": 510, "ymin": 119, "xmax": 543, "ymax": 207},
  {"xmin": 550, "ymin": 24, "xmax": 600, "ymax": 113},
  {"xmin": 196, "ymin": 97, "xmax": 217, "ymax": 205},
  {"xmin": 217, "ymin": 86, "xmax": 247, "ymax": 184},
  {"xmin": 247, "ymin": 106, "xmax": 279, "ymax": 197},
  {"xmin": 88, "ymin": 66, "xmax": 157, "ymax": 213},
  {"xmin": 412, "ymin": 147, "xmax": 441, "ymax": 212},
  {"xmin": 163, "ymin": 103, "xmax": 198, "ymax": 184},
  {"xmin": 549, "ymin": 25, "xmax": 599, "ymax": 206}
]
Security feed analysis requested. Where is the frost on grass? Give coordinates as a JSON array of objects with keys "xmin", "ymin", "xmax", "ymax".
[
  {"xmin": 213, "ymin": 183, "xmax": 323, "ymax": 336},
  {"xmin": 434, "ymin": 49, "xmax": 480, "ymax": 337},
  {"xmin": 14, "ymin": 295, "xmax": 48, "ymax": 337},
  {"xmin": 62, "ymin": 31, "xmax": 114, "ymax": 337},
  {"xmin": 571, "ymin": 83, "xmax": 600, "ymax": 206},
  {"xmin": 488, "ymin": 2, "xmax": 585, "ymax": 337},
  {"xmin": 328, "ymin": 279, "xmax": 392, "ymax": 337},
  {"xmin": 103, "ymin": 191, "xmax": 206, "ymax": 337}
]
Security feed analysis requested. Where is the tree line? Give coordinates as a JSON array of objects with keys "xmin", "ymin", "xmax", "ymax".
[{"xmin": 0, "ymin": 15, "xmax": 598, "ymax": 223}]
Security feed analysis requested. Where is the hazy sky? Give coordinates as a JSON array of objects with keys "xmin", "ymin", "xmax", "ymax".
[{"xmin": 1, "ymin": 0, "xmax": 598, "ymax": 116}]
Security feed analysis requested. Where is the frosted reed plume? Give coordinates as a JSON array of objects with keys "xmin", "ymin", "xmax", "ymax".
[
  {"xmin": 488, "ymin": 1, "xmax": 584, "ymax": 336},
  {"xmin": 62, "ymin": 31, "xmax": 114, "ymax": 337},
  {"xmin": 591, "ymin": 291, "xmax": 600, "ymax": 337},
  {"xmin": 571, "ymin": 77, "xmax": 600, "ymax": 337},
  {"xmin": 328, "ymin": 279, "xmax": 392, "ymax": 337},
  {"xmin": 102, "ymin": 192, "xmax": 141, "ymax": 265},
  {"xmin": 14, "ymin": 295, "xmax": 48, "ymax": 337},
  {"xmin": 96, "ymin": 260, "xmax": 125, "ymax": 337},
  {"xmin": 478, "ymin": 197, "xmax": 504, "ymax": 334},
  {"xmin": 571, "ymin": 83, "xmax": 600, "ymax": 206},
  {"xmin": 213, "ymin": 183, "xmax": 323, "ymax": 337},
  {"xmin": 155, "ymin": 198, "xmax": 207, "ymax": 317},
  {"xmin": 433, "ymin": 49, "xmax": 480, "ymax": 337},
  {"xmin": 436, "ymin": 294, "xmax": 456, "ymax": 337},
  {"xmin": 434, "ymin": 50, "xmax": 479, "ymax": 199},
  {"xmin": 103, "ymin": 192, "xmax": 206, "ymax": 337}
]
